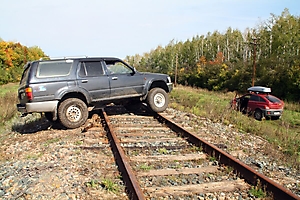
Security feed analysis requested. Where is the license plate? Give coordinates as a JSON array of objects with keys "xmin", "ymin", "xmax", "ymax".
[{"xmin": 274, "ymin": 112, "xmax": 280, "ymax": 115}]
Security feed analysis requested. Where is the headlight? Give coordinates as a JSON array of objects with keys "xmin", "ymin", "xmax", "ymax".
[{"xmin": 167, "ymin": 76, "xmax": 171, "ymax": 83}]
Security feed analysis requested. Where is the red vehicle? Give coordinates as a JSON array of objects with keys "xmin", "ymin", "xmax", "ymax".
[{"xmin": 231, "ymin": 86, "xmax": 284, "ymax": 120}]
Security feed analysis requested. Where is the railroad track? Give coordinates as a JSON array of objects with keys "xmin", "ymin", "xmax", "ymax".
[{"xmin": 86, "ymin": 105, "xmax": 299, "ymax": 200}]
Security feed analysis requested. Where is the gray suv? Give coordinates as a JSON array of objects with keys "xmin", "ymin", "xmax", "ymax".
[{"xmin": 17, "ymin": 57, "xmax": 173, "ymax": 128}]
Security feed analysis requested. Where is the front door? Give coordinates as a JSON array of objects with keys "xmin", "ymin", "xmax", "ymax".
[{"xmin": 103, "ymin": 60, "xmax": 144, "ymax": 99}]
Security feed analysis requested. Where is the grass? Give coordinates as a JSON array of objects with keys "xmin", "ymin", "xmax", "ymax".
[
  {"xmin": 139, "ymin": 163, "xmax": 152, "ymax": 171},
  {"xmin": 85, "ymin": 178, "xmax": 120, "ymax": 194},
  {"xmin": 74, "ymin": 140, "xmax": 84, "ymax": 145},
  {"xmin": 158, "ymin": 147, "xmax": 168, "ymax": 154},
  {"xmin": 101, "ymin": 178, "xmax": 120, "ymax": 193},
  {"xmin": 26, "ymin": 152, "xmax": 43, "ymax": 160},
  {"xmin": 170, "ymin": 85, "xmax": 300, "ymax": 169},
  {"xmin": 43, "ymin": 138, "xmax": 60, "ymax": 146},
  {"xmin": 86, "ymin": 179, "xmax": 100, "ymax": 188},
  {"xmin": 0, "ymin": 83, "xmax": 19, "ymax": 127},
  {"xmin": 249, "ymin": 186, "xmax": 267, "ymax": 198},
  {"xmin": 0, "ymin": 83, "xmax": 18, "ymax": 97}
]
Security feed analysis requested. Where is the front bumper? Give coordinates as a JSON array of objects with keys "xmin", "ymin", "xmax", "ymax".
[{"xmin": 17, "ymin": 100, "xmax": 59, "ymax": 113}]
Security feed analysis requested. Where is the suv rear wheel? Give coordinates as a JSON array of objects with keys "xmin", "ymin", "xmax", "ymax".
[
  {"xmin": 58, "ymin": 98, "xmax": 88, "ymax": 129},
  {"xmin": 146, "ymin": 88, "xmax": 169, "ymax": 112}
]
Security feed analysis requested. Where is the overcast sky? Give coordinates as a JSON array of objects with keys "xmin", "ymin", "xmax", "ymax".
[{"xmin": 0, "ymin": 0, "xmax": 299, "ymax": 59}]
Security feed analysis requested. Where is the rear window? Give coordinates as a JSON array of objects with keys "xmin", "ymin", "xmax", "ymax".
[
  {"xmin": 37, "ymin": 60, "xmax": 73, "ymax": 77},
  {"xmin": 266, "ymin": 95, "xmax": 281, "ymax": 103}
]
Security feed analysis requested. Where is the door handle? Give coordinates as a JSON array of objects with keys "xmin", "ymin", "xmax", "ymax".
[
  {"xmin": 81, "ymin": 80, "xmax": 88, "ymax": 83},
  {"xmin": 112, "ymin": 77, "xmax": 118, "ymax": 80}
]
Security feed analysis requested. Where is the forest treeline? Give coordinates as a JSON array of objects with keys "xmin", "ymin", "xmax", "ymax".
[
  {"xmin": 0, "ymin": 39, "xmax": 47, "ymax": 84},
  {"xmin": 125, "ymin": 9, "xmax": 300, "ymax": 101},
  {"xmin": 0, "ymin": 9, "xmax": 299, "ymax": 101}
]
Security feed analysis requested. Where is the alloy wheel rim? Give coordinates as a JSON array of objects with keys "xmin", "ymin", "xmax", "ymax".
[
  {"xmin": 154, "ymin": 93, "xmax": 165, "ymax": 108},
  {"xmin": 66, "ymin": 105, "xmax": 81, "ymax": 122}
]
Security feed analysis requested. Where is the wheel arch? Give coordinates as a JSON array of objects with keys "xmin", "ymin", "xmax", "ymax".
[
  {"xmin": 142, "ymin": 80, "xmax": 169, "ymax": 101},
  {"xmin": 148, "ymin": 80, "xmax": 169, "ymax": 92},
  {"xmin": 60, "ymin": 92, "xmax": 88, "ymax": 105},
  {"xmin": 49, "ymin": 92, "xmax": 89, "ymax": 122}
]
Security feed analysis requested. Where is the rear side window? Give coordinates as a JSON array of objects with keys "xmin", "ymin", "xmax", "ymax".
[
  {"xmin": 259, "ymin": 96, "xmax": 266, "ymax": 102},
  {"xmin": 79, "ymin": 61, "xmax": 104, "ymax": 77},
  {"xmin": 37, "ymin": 60, "xmax": 73, "ymax": 77},
  {"xmin": 250, "ymin": 95, "xmax": 266, "ymax": 102},
  {"xmin": 250, "ymin": 95, "xmax": 260, "ymax": 102},
  {"xmin": 20, "ymin": 63, "xmax": 31, "ymax": 85},
  {"xmin": 266, "ymin": 95, "xmax": 281, "ymax": 103}
]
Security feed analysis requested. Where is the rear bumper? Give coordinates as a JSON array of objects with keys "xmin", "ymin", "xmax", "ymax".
[{"xmin": 17, "ymin": 100, "xmax": 59, "ymax": 113}]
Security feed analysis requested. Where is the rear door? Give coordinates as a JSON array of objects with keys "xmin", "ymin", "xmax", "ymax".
[
  {"xmin": 248, "ymin": 94, "xmax": 266, "ymax": 111},
  {"xmin": 103, "ymin": 59, "xmax": 144, "ymax": 99},
  {"xmin": 77, "ymin": 60, "xmax": 110, "ymax": 101}
]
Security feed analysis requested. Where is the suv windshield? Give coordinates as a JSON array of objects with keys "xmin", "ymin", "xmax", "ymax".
[{"xmin": 266, "ymin": 95, "xmax": 281, "ymax": 103}]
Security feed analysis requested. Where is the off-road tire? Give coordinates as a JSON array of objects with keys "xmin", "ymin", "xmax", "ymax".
[
  {"xmin": 254, "ymin": 109, "xmax": 263, "ymax": 121},
  {"xmin": 58, "ymin": 98, "xmax": 88, "ymax": 129},
  {"xmin": 146, "ymin": 88, "xmax": 169, "ymax": 112}
]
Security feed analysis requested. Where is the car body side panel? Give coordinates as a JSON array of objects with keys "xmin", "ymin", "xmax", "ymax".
[
  {"xmin": 77, "ymin": 76, "xmax": 111, "ymax": 102},
  {"xmin": 108, "ymin": 73, "xmax": 144, "ymax": 98},
  {"xmin": 247, "ymin": 98, "xmax": 266, "ymax": 112}
]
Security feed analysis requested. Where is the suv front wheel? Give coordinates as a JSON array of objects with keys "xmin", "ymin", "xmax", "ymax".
[
  {"xmin": 58, "ymin": 98, "xmax": 88, "ymax": 129},
  {"xmin": 146, "ymin": 88, "xmax": 169, "ymax": 112}
]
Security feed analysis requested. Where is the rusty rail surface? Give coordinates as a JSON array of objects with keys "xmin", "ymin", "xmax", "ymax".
[
  {"xmin": 154, "ymin": 112, "xmax": 300, "ymax": 200},
  {"xmin": 100, "ymin": 108, "xmax": 145, "ymax": 200}
]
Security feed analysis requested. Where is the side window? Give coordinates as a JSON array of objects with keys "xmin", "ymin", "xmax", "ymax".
[
  {"xmin": 79, "ymin": 61, "xmax": 103, "ymax": 77},
  {"xmin": 259, "ymin": 97, "xmax": 266, "ymax": 102},
  {"xmin": 266, "ymin": 95, "xmax": 281, "ymax": 103},
  {"xmin": 20, "ymin": 63, "xmax": 31, "ymax": 84},
  {"xmin": 250, "ymin": 95, "xmax": 260, "ymax": 102},
  {"xmin": 105, "ymin": 61, "xmax": 132, "ymax": 74},
  {"xmin": 37, "ymin": 60, "xmax": 73, "ymax": 77}
]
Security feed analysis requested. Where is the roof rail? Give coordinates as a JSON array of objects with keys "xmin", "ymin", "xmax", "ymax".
[
  {"xmin": 39, "ymin": 57, "xmax": 50, "ymax": 61},
  {"xmin": 48, "ymin": 56, "xmax": 89, "ymax": 60}
]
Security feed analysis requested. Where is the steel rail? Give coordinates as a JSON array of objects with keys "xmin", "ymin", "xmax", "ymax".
[
  {"xmin": 154, "ymin": 112, "xmax": 300, "ymax": 200},
  {"xmin": 100, "ymin": 108, "xmax": 145, "ymax": 200}
]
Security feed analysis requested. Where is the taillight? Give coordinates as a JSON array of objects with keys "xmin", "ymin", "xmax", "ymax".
[{"xmin": 25, "ymin": 87, "xmax": 33, "ymax": 101}]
